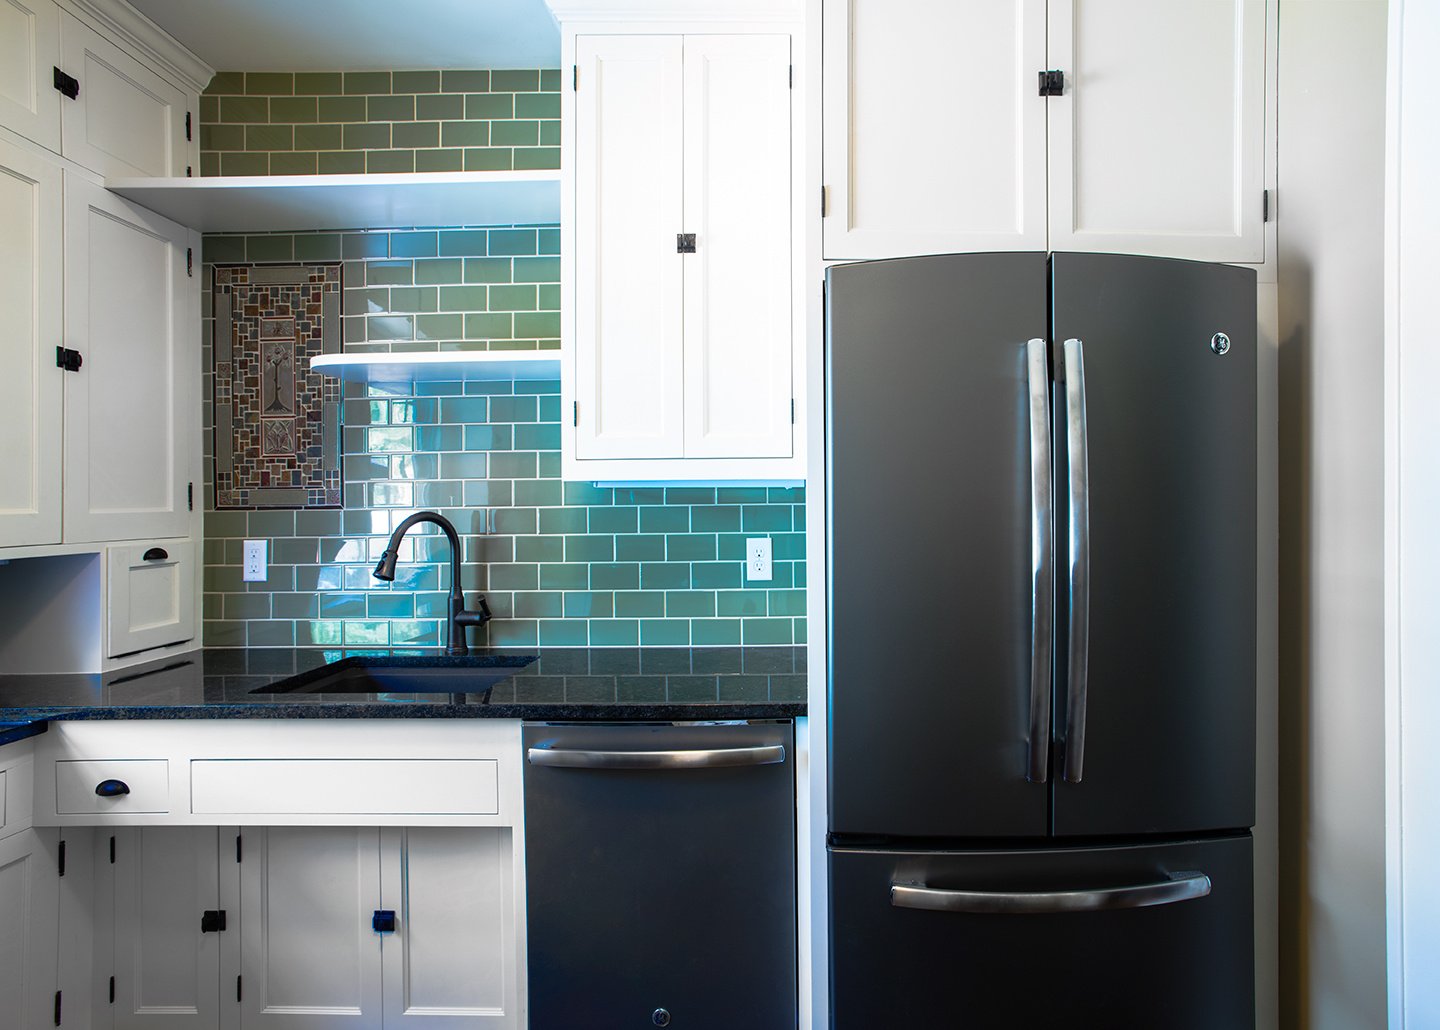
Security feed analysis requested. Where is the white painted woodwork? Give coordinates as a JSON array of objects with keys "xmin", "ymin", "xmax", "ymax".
[
  {"xmin": 56, "ymin": 759, "xmax": 170, "ymax": 815},
  {"xmin": 0, "ymin": 0, "xmax": 61, "ymax": 152},
  {"xmin": 112, "ymin": 826, "xmax": 220, "ymax": 1030},
  {"xmin": 0, "ymin": 739, "xmax": 36, "ymax": 843},
  {"xmin": 239, "ymin": 826, "xmax": 383, "ymax": 1030},
  {"xmin": 55, "ymin": 828, "xmax": 98, "ymax": 1030},
  {"xmin": 1046, "ymin": 0, "xmax": 1267, "ymax": 262},
  {"xmin": 62, "ymin": 177, "xmax": 190, "ymax": 544},
  {"xmin": 380, "ymin": 828, "xmax": 517, "ymax": 1029},
  {"xmin": 105, "ymin": 539, "xmax": 195, "ymax": 657},
  {"xmin": 58, "ymin": 8, "xmax": 189, "ymax": 179},
  {"xmin": 0, "ymin": 771, "xmax": 7, "ymax": 835},
  {"xmin": 191, "ymin": 760, "xmax": 500, "ymax": 817},
  {"xmin": 573, "ymin": 34, "xmax": 686, "ymax": 460},
  {"xmin": 0, "ymin": 828, "xmax": 61, "ymax": 1030},
  {"xmin": 311, "ymin": 351, "xmax": 559, "ymax": 385},
  {"xmin": 107, "ymin": 171, "xmax": 561, "ymax": 232},
  {"xmin": 0, "ymin": 138, "xmax": 63, "ymax": 550},
  {"xmin": 822, "ymin": 0, "xmax": 1048, "ymax": 258},
  {"xmin": 681, "ymin": 35, "xmax": 792, "ymax": 459}
]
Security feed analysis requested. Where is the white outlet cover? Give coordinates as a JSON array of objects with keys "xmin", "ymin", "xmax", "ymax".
[
  {"xmin": 746, "ymin": 537, "xmax": 773, "ymax": 582},
  {"xmin": 242, "ymin": 539, "xmax": 268, "ymax": 582}
]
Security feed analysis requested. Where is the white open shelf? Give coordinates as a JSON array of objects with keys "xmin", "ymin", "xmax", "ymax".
[
  {"xmin": 106, "ymin": 170, "xmax": 561, "ymax": 232},
  {"xmin": 311, "ymin": 351, "xmax": 560, "ymax": 383}
]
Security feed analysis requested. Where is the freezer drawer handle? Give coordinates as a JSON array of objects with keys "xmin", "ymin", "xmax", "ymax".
[
  {"xmin": 526, "ymin": 744, "xmax": 785, "ymax": 770},
  {"xmin": 1025, "ymin": 338, "xmax": 1054, "ymax": 783},
  {"xmin": 889, "ymin": 871, "xmax": 1210, "ymax": 915},
  {"xmin": 1061, "ymin": 337, "xmax": 1091, "ymax": 783}
]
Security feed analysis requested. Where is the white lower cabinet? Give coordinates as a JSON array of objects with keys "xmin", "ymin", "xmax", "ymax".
[{"xmin": 0, "ymin": 828, "xmax": 61, "ymax": 1030}]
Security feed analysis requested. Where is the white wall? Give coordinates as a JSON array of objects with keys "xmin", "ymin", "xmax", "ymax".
[{"xmin": 1276, "ymin": 2, "xmax": 1389, "ymax": 1028}]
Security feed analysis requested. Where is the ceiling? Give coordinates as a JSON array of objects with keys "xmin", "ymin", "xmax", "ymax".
[{"xmin": 126, "ymin": 0, "xmax": 561, "ymax": 73}]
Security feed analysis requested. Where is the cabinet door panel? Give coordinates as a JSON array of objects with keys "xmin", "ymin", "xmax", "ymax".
[
  {"xmin": 1047, "ymin": 0, "xmax": 1266, "ymax": 261},
  {"xmin": 240, "ymin": 827, "xmax": 382, "ymax": 1030},
  {"xmin": 682, "ymin": 35, "xmax": 792, "ymax": 458},
  {"xmin": 113, "ymin": 827, "xmax": 221, "ymax": 1030},
  {"xmin": 0, "ymin": 829, "xmax": 60, "ymax": 1030},
  {"xmin": 0, "ymin": 0, "xmax": 61, "ymax": 152},
  {"xmin": 380, "ymin": 827, "xmax": 517, "ymax": 1029},
  {"xmin": 573, "ymin": 35, "xmax": 685, "ymax": 459},
  {"xmin": 823, "ymin": 0, "xmax": 1048, "ymax": 258},
  {"xmin": 58, "ymin": 9, "xmax": 188, "ymax": 178},
  {"xmin": 0, "ymin": 138, "xmax": 62, "ymax": 549},
  {"xmin": 63, "ymin": 176, "xmax": 190, "ymax": 544}
]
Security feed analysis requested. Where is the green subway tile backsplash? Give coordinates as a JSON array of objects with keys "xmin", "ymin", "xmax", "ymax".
[
  {"xmin": 202, "ymin": 69, "xmax": 559, "ymax": 176},
  {"xmin": 202, "ymin": 229, "xmax": 806, "ymax": 648}
]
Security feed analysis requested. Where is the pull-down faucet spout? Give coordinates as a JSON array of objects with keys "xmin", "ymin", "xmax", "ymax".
[{"xmin": 373, "ymin": 510, "xmax": 490, "ymax": 656}]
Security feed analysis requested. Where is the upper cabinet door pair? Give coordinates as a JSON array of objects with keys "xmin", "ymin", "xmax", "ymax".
[
  {"xmin": 824, "ymin": 0, "xmax": 1268, "ymax": 263},
  {"xmin": 572, "ymin": 34, "xmax": 793, "ymax": 464}
]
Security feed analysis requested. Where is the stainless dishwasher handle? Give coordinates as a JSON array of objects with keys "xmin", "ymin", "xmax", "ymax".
[
  {"xmin": 526, "ymin": 744, "xmax": 786, "ymax": 770},
  {"xmin": 1025, "ymin": 337, "xmax": 1054, "ymax": 784},
  {"xmin": 890, "ymin": 871, "xmax": 1211, "ymax": 915}
]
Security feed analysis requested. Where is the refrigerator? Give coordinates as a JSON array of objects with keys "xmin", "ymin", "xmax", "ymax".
[{"xmin": 826, "ymin": 252, "xmax": 1257, "ymax": 1028}]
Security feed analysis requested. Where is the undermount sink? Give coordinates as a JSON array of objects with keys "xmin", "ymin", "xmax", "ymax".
[{"xmin": 251, "ymin": 655, "xmax": 538, "ymax": 695}]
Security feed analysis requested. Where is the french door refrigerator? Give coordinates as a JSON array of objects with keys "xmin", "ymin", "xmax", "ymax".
[{"xmin": 826, "ymin": 252, "xmax": 1257, "ymax": 1028}]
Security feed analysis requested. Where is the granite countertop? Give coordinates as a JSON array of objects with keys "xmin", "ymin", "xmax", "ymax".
[{"xmin": 0, "ymin": 647, "xmax": 806, "ymax": 739}]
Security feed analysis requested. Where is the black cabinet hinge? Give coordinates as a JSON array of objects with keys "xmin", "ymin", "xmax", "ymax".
[
  {"xmin": 109, "ymin": 835, "xmax": 115, "ymax": 864},
  {"xmin": 108, "ymin": 977, "xmax": 115, "ymax": 1004},
  {"xmin": 53, "ymin": 990, "xmax": 61, "ymax": 1026},
  {"xmin": 56, "ymin": 346, "xmax": 82, "ymax": 372},
  {"xmin": 58, "ymin": 840, "xmax": 66, "ymax": 877},
  {"xmin": 186, "ymin": 165, "xmax": 193, "ymax": 178},
  {"xmin": 188, "ymin": 482, "xmax": 194, "ymax": 511},
  {"xmin": 1039, "ymin": 69, "xmax": 1064, "ymax": 96},
  {"xmin": 185, "ymin": 110, "xmax": 192, "ymax": 141},
  {"xmin": 186, "ymin": 247, "xmax": 193, "ymax": 277},
  {"xmin": 573, "ymin": 65, "xmax": 578, "ymax": 90},
  {"xmin": 1263, "ymin": 189, "xmax": 1271, "ymax": 222},
  {"xmin": 53, "ymin": 67, "xmax": 79, "ymax": 99},
  {"xmin": 790, "ymin": 398, "xmax": 795, "ymax": 424},
  {"xmin": 676, "ymin": 233, "xmax": 696, "ymax": 254},
  {"xmin": 236, "ymin": 834, "xmax": 242, "ymax": 863},
  {"xmin": 572, "ymin": 401, "xmax": 578, "ymax": 427},
  {"xmin": 236, "ymin": 975, "xmax": 242, "ymax": 1003},
  {"xmin": 820, "ymin": 185, "xmax": 827, "ymax": 218},
  {"xmin": 788, "ymin": 65, "xmax": 793, "ymax": 89},
  {"xmin": 200, "ymin": 910, "xmax": 227, "ymax": 933}
]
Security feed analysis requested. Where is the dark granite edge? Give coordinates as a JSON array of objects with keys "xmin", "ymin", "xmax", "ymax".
[
  {"xmin": 0, "ymin": 721, "xmax": 48, "ymax": 747},
  {"xmin": 6, "ymin": 702, "xmax": 805, "ymax": 724}
]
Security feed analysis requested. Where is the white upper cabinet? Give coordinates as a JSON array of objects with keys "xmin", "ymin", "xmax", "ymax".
[
  {"xmin": 1047, "ymin": 0, "xmax": 1266, "ymax": 262},
  {"xmin": 0, "ymin": 0, "xmax": 62, "ymax": 152},
  {"xmin": 823, "ymin": 0, "xmax": 1047, "ymax": 258},
  {"xmin": 824, "ymin": 0, "xmax": 1270, "ymax": 264},
  {"xmin": 0, "ymin": 137, "xmax": 63, "ymax": 550},
  {"xmin": 569, "ymin": 31, "xmax": 797, "ymax": 478},
  {"xmin": 63, "ymin": 176, "xmax": 192, "ymax": 544},
  {"xmin": 57, "ymin": 9, "xmax": 191, "ymax": 179}
]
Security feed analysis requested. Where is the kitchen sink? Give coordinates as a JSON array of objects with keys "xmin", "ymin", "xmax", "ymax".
[{"xmin": 251, "ymin": 655, "xmax": 538, "ymax": 695}]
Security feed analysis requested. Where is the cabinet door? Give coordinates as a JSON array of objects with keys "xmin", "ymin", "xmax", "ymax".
[
  {"xmin": 63, "ymin": 176, "xmax": 191, "ymax": 544},
  {"xmin": 0, "ymin": 0, "xmax": 61, "ymax": 152},
  {"xmin": 57, "ymin": 9, "xmax": 189, "ymax": 179},
  {"xmin": 0, "ymin": 137, "xmax": 63, "ymax": 549},
  {"xmin": 105, "ymin": 540, "xmax": 196, "ymax": 657},
  {"xmin": 239, "ymin": 827, "xmax": 382, "ymax": 1030},
  {"xmin": 1046, "ymin": 0, "xmax": 1267, "ymax": 262},
  {"xmin": 682, "ymin": 35, "xmax": 792, "ymax": 459},
  {"xmin": 822, "ymin": 0, "xmax": 1048, "ymax": 258},
  {"xmin": 573, "ymin": 35, "xmax": 686, "ymax": 460},
  {"xmin": 112, "ymin": 827, "xmax": 221, "ymax": 1030},
  {"xmin": 379, "ymin": 828, "xmax": 518, "ymax": 1030},
  {"xmin": 0, "ymin": 828, "xmax": 60, "ymax": 1030}
]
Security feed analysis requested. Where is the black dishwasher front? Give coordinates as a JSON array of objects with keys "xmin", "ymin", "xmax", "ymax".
[{"xmin": 522, "ymin": 721, "xmax": 797, "ymax": 1030}]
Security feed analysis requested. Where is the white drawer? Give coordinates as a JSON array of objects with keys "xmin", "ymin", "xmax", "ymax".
[
  {"xmin": 190, "ymin": 759, "xmax": 500, "ymax": 816},
  {"xmin": 106, "ymin": 540, "xmax": 196, "ymax": 658},
  {"xmin": 56, "ymin": 759, "xmax": 170, "ymax": 814}
]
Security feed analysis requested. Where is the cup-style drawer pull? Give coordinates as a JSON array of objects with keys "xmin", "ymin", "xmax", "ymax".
[
  {"xmin": 95, "ymin": 779, "xmax": 131, "ymax": 798},
  {"xmin": 142, "ymin": 547, "xmax": 169, "ymax": 561}
]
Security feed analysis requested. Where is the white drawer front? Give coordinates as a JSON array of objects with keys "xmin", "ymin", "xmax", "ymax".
[
  {"xmin": 106, "ymin": 539, "xmax": 195, "ymax": 657},
  {"xmin": 56, "ymin": 759, "xmax": 169, "ymax": 814},
  {"xmin": 190, "ymin": 760, "xmax": 500, "ymax": 816}
]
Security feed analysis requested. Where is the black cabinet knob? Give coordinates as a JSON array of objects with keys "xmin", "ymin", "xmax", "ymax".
[{"xmin": 95, "ymin": 779, "xmax": 130, "ymax": 798}]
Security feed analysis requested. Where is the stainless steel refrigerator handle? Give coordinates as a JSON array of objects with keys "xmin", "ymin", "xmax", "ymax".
[
  {"xmin": 1062, "ymin": 337, "xmax": 1091, "ymax": 784},
  {"xmin": 526, "ymin": 745, "xmax": 786, "ymax": 770},
  {"xmin": 1025, "ymin": 338, "xmax": 1054, "ymax": 784},
  {"xmin": 889, "ymin": 871, "xmax": 1211, "ymax": 915}
]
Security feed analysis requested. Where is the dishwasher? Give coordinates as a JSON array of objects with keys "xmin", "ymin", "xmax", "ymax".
[{"xmin": 522, "ymin": 721, "xmax": 797, "ymax": 1030}]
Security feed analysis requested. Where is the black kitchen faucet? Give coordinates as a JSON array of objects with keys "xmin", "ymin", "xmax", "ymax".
[{"xmin": 373, "ymin": 510, "xmax": 490, "ymax": 656}]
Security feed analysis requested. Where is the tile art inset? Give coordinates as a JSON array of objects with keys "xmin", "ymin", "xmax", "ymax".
[{"xmin": 213, "ymin": 263, "xmax": 342, "ymax": 509}]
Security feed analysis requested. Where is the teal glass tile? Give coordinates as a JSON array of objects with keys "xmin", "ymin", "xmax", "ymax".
[
  {"xmin": 692, "ymin": 562, "xmax": 741, "ymax": 589},
  {"xmin": 442, "ymin": 70, "xmax": 489, "ymax": 92},
  {"xmin": 465, "ymin": 93, "xmax": 513, "ymax": 119},
  {"xmin": 490, "ymin": 396, "xmax": 537, "ymax": 422},
  {"xmin": 493, "ymin": 508, "xmax": 538, "ymax": 535},
  {"xmin": 515, "ymin": 93, "xmax": 561, "ymax": 119},
  {"xmin": 538, "ymin": 620, "xmax": 588, "ymax": 646},
  {"xmin": 538, "ymin": 228, "xmax": 560, "ymax": 254},
  {"xmin": 616, "ymin": 535, "xmax": 665, "ymax": 562},
  {"xmin": 640, "ymin": 563, "xmax": 690, "ymax": 590},
  {"xmin": 343, "ymin": 233, "xmax": 389, "ymax": 258},
  {"xmin": 513, "ymin": 480, "xmax": 561, "ymax": 507},
  {"xmin": 666, "ymin": 535, "xmax": 716, "ymax": 561},
  {"xmin": 390, "ymin": 620, "xmax": 441, "ymax": 645},
  {"xmin": 204, "ymin": 71, "xmax": 244, "ymax": 95},
  {"xmin": 368, "ymin": 593, "xmax": 415, "ymax": 618},
  {"xmin": 418, "ymin": 93, "xmax": 465, "ymax": 120},
  {"xmin": 321, "ymin": 151, "xmax": 367, "ymax": 174},
  {"xmin": 513, "ymin": 256, "xmax": 559, "ymax": 282},
  {"xmin": 488, "ymin": 284, "xmax": 537, "ymax": 310},
  {"xmin": 514, "ymin": 592, "xmax": 563, "ymax": 618},
  {"xmin": 489, "ymin": 564, "xmax": 538, "ymax": 591},
  {"xmin": 489, "ymin": 452, "xmax": 537, "ymax": 478},
  {"xmin": 768, "ymin": 589, "xmax": 806, "ymax": 616},
  {"xmin": 539, "ymin": 564, "xmax": 588, "ymax": 590},
  {"xmin": 773, "ymin": 533, "xmax": 806, "ymax": 560},
  {"xmin": 589, "ymin": 619, "xmax": 639, "ymax": 646},
  {"xmin": 368, "ymin": 94, "xmax": 415, "ymax": 121},
  {"xmin": 343, "ymin": 122, "xmax": 391, "ymax": 149},
  {"xmin": 666, "ymin": 487, "xmax": 716, "ymax": 505},
  {"xmin": 416, "ymin": 149, "xmax": 465, "ymax": 173},
  {"xmin": 538, "ymin": 508, "xmax": 586, "ymax": 534},
  {"xmin": 415, "ymin": 258, "xmax": 464, "ymax": 285},
  {"xmin": 344, "ymin": 71, "xmax": 392, "ymax": 95},
  {"xmin": 465, "ymin": 148, "xmax": 512, "ymax": 171},
  {"xmin": 742, "ymin": 619, "xmax": 793, "ymax": 645},
  {"xmin": 794, "ymin": 619, "xmax": 808, "ymax": 644},
  {"xmin": 343, "ymin": 620, "xmax": 390, "ymax": 645},
  {"xmin": 391, "ymin": 232, "xmax": 439, "ymax": 258},
  {"xmin": 665, "ymin": 591, "xmax": 716, "ymax": 618},
  {"xmin": 490, "ymin": 120, "xmax": 538, "ymax": 146},
  {"xmin": 589, "ymin": 563, "xmax": 640, "ymax": 590},
  {"xmin": 366, "ymin": 426, "xmax": 414, "ymax": 452},
  {"xmin": 691, "ymin": 506, "xmax": 741, "ymax": 532},
  {"xmin": 489, "ymin": 619, "xmax": 538, "ymax": 646},
  {"xmin": 717, "ymin": 590, "xmax": 768, "ymax": 617},
  {"xmin": 294, "ymin": 233, "xmax": 341, "ymax": 261},
  {"xmin": 640, "ymin": 507, "xmax": 689, "ymax": 533},
  {"xmin": 564, "ymin": 592, "xmax": 613, "ymax": 618},
  {"xmin": 246, "ymin": 235, "xmax": 293, "ymax": 262},
  {"xmin": 540, "ymin": 69, "xmax": 561, "ymax": 91},
  {"xmin": 718, "ymin": 487, "xmax": 768, "ymax": 503},
  {"xmin": 465, "ymin": 424, "xmax": 512, "ymax": 450},
  {"xmin": 565, "ymin": 536, "xmax": 614, "ymax": 563},
  {"xmin": 439, "ymin": 231, "xmax": 490, "ymax": 257},
  {"xmin": 615, "ymin": 591, "xmax": 665, "ymax": 618},
  {"xmin": 441, "ymin": 121, "xmax": 488, "ymax": 147},
  {"xmin": 640, "ymin": 619, "xmax": 690, "ymax": 646},
  {"xmin": 439, "ymin": 285, "xmax": 488, "ymax": 310},
  {"xmin": 742, "ymin": 505, "xmax": 792, "ymax": 532},
  {"xmin": 691, "ymin": 619, "xmax": 742, "ymax": 646},
  {"xmin": 366, "ymin": 260, "xmax": 414, "ymax": 286},
  {"xmin": 588, "ymin": 506, "xmax": 637, "ymax": 534},
  {"xmin": 246, "ymin": 72, "xmax": 293, "ymax": 95},
  {"xmin": 488, "ymin": 229, "xmax": 538, "ymax": 256},
  {"xmin": 464, "ymin": 258, "xmax": 511, "ymax": 282},
  {"xmin": 516, "ymin": 536, "xmax": 564, "ymax": 563}
]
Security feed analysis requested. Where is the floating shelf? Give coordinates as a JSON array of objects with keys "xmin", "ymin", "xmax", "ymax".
[
  {"xmin": 106, "ymin": 171, "xmax": 561, "ymax": 233},
  {"xmin": 311, "ymin": 351, "xmax": 560, "ymax": 383}
]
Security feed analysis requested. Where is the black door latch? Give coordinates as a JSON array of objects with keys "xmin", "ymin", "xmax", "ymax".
[
  {"xmin": 676, "ymin": 233, "xmax": 696, "ymax": 254},
  {"xmin": 53, "ymin": 67, "xmax": 79, "ymax": 99},
  {"xmin": 1039, "ymin": 69, "xmax": 1064, "ymax": 96},
  {"xmin": 201, "ymin": 910, "xmax": 227, "ymax": 933},
  {"xmin": 372, "ymin": 910, "xmax": 397, "ymax": 933},
  {"xmin": 56, "ymin": 347, "xmax": 82, "ymax": 372}
]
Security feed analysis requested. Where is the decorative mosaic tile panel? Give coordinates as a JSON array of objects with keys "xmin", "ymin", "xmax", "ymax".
[{"xmin": 213, "ymin": 263, "xmax": 343, "ymax": 509}]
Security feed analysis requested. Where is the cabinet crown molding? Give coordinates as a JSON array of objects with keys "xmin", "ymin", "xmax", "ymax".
[
  {"xmin": 61, "ymin": 0, "xmax": 215, "ymax": 93},
  {"xmin": 544, "ymin": 0, "xmax": 801, "ymax": 24}
]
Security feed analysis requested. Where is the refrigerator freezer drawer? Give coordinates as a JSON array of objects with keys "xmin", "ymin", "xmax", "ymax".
[{"xmin": 830, "ymin": 834, "xmax": 1253, "ymax": 1029}]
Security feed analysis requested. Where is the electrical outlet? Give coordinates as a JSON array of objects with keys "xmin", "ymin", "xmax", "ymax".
[
  {"xmin": 746, "ymin": 537, "xmax": 772, "ymax": 582},
  {"xmin": 242, "ymin": 539, "xmax": 268, "ymax": 582}
]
